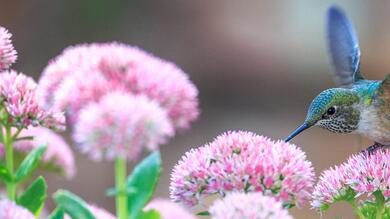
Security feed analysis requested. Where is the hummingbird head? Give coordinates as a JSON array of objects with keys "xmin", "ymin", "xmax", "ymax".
[{"xmin": 285, "ymin": 88, "xmax": 360, "ymax": 142}]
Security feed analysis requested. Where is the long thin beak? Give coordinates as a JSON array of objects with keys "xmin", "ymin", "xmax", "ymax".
[{"xmin": 284, "ymin": 123, "xmax": 310, "ymax": 142}]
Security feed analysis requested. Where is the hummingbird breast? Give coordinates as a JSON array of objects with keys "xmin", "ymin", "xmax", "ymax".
[{"xmin": 356, "ymin": 102, "xmax": 390, "ymax": 144}]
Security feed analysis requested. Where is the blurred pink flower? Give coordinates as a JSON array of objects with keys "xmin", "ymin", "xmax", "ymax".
[
  {"xmin": 73, "ymin": 91, "xmax": 173, "ymax": 161},
  {"xmin": 0, "ymin": 70, "xmax": 65, "ymax": 130},
  {"xmin": 64, "ymin": 204, "xmax": 115, "ymax": 219},
  {"xmin": 39, "ymin": 42, "xmax": 199, "ymax": 130},
  {"xmin": 209, "ymin": 193, "xmax": 293, "ymax": 219},
  {"xmin": 144, "ymin": 198, "xmax": 196, "ymax": 219},
  {"xmin": 170, "ymin": 131, "xmax": 315, "ymax": 207},
  {"xmin": 0, "ymin": 199, "xmax": 34, "ymax": 219},
  {"xmin": 312, "ymin": 150, "xmax": 390, "ymax": 209},
  {"xmin": 0, "ymin": 26, "xmax": 17, "ymax": 70},
  {"xmin": 10, "ymin": 127, "xmax": 75, "ymax": 178}
]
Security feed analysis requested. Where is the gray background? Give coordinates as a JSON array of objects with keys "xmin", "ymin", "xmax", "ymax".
[{"xmin": 1, "ymin": 1, "xmax": 389, "ymax": 218}]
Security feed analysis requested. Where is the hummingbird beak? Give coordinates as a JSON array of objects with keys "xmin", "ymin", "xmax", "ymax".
[{"xmin": 284, "ymin": 123, "xmax": 310, "ymax": 142}]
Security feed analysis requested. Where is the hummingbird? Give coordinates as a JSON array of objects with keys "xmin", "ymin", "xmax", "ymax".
[{"xmin": 285, "ymin": 5, "xmax": 390, "ymax": 151}]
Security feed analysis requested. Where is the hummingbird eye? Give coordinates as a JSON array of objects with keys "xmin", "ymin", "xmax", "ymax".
[{"xmin": 326, "ymin": 106, "xmax": 336, "ymax": 115}]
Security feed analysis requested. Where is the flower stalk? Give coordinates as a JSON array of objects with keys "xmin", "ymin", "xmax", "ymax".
[
  {"xmin": 115, "ymin": 157, "xmax": 128, "ymax": 219},
  {"xmin": 4, "ymin": 125, "xmax": 15, "ymax": 200},
  {"xmin": 347, "ymin": 199, "xmax": 366, "ymax": 219},
  {"xmin": 374, "ymin": 191, "xmax": 385, "ymax": 219}
]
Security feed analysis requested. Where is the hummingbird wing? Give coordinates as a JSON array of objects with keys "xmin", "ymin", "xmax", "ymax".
[{"xmin": 326, "ymin": 5, "xmax": 364, "ymax": 87}]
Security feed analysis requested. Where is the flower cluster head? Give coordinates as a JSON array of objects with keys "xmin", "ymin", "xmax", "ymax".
[
  {"xmin": 145, "ymin": 199, "xmax": 196, "ymax": 219},
  {"xmin": 209, "ymin": 193, "xmax": 293, "ymax": 219},
  {"xmin": 0, "ymin": 199, "xmax": 34, "ymax": 219},
  {"xmin": 73, "ymin": 91, "xmax": 173, "ymax": 161},
  {"xmin": 0, "ymin": 70, "xmax": 65, "ymax": 130},
  {"xmin": 312, "ymin": 150, "xmax": 390, "ymax": 210},
  {"xmin": 0, "ymin": 26, "xmax": 17, "ymax": 70},
  {"xmin": 170, "ymin": 131, "xmax": 315, "ymax": 207},
  {"xmin": 39, "ymin": 42, "xmax": 199, "ymax": 130},
  {"xmin": 6, "ymin": 127, "xmax": 75, "ymax": 178}
]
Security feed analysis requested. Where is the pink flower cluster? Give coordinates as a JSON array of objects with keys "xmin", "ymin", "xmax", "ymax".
[
  {"xmin": 0, "ymin": 27, "xmax": 17, "ymax": 70},
  {"xmin": 73, "ymin": 92, "xmax": 173, "ymax": 161},
  {"xmin": 39, "ymin": 42, "xmax": 199, "ymax": 130},
  {"xmin": 11, "ymin": 127, "xmax": 75, "ymax": 178},
  {"xmin": 0, "ymin": 70, "xmax": 65, "ymax": 130},
  {"xmin": 209, "ymin": 193, "xmax": 293, "ymax": 219},
  {"xmin": 170, "ymin": 131, "xmax": 315, "ymax": 207},
  {"xmin": 145, "ymin": 199, "xmax": 196, "ymax": 219},
  {"xmin": 312, "ymin": 150, "xmax": 390, "ymax": 210},
  {"xmin": 0, "ymin": 199, "xmax": 34, "ymax": 219}
]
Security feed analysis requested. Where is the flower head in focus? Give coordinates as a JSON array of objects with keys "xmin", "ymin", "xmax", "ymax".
[
  {"xmin": 0, "ymin": 70, "xmax": 65, "ymax": 130},
  {"xmin": 312, "ymin": 150, "xmax": 390, "ymax": 210},
  {"xmin": 0, "ymin": 199, "xmax": 35, "ymax": 219},
  {"xmin": 209, "ymin": 193, "xmax": 293, "ymax": 219},
  {"xmin": 145, "ymin": 198, "xmax": 196, "ymax": 219},
  {"xmin": 10, "ymin": 127, "xmax": 75, "ymax": 178},
  {"xmin": 39, "ymin": 42, "xmax": 199, "ymax": 130},
  {"xmin": 73, "ymin": 91, "xmax": 173, "ymax": 161},
  {"xmin": 170, "ymin": 131, "xmax": 315, "ymax": 207},
  {"xmin": 0, "ymin": 26, "xmax": 17, "ymax": 70}
]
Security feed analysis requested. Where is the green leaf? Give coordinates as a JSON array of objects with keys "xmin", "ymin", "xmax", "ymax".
[
  {"xmin": 105, "ymin": 186, "xmax": 136, "ymax": 197},
  {"xmin": 282, "ymin": 203, "xmax": 295, "ymax": 209},
  {"xmin": 0, "ymin": 163, "xmax": 12, "ymax": 182},
  {"xmin": 14, "ymin": 145, "xmax": 47, "ymax": 182},
  {"xmin": 197, "ymin": 211, "xmax": 210, "ymax": 216},
  {"xmin": 17, "ymin": 176, "xmax": 47, "ymax": 216},
  {"xmin": 53, "ymin": 190, "xmax": 96, "ymax": 219},
  {"xmin": 359, "ymin": 202, "xmax": 377, "ymax": 218},
  {"xmin": 138, "ymin": 210, "xmax": 161, "ymax": 219},
  {"xmin": 359, "ymin": 202, "xmax": 390, "ymax": 219},
  {"xmin": 127, "ymin": 151, "xmax": 161, "ymax": 219},
  {"xmin": 47, "ymin": 208, "xmax": 64, "ymax": 219}
]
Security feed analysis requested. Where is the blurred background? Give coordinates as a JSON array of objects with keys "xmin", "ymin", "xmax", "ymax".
[{"xmin": 1, "ymin": 0, "xmax": 389, "ymax": 218}]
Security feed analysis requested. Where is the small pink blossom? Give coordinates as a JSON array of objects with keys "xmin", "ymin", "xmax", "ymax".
[
  {"xmin": 0, "ymin": 70, "xmax": 65, "ymax": 130},
  {"xmin": 64, "ymin": 204, "xmax": 115, "ymax": 219},
  {"xmin": 39, "ymin": 42, "xmax": 199, "ymax": 130},
  {"xmin": 170, "ymin": 131, "xmax": 315, "ymax": 207},
  {"xmin": 209, "ymin": 193, "xmax": 293, "ymax": 219},
  {"xmin": 7, "ymin": 127, "xmax": 75, "ymax": 178},
  {"xmin": 0, "ymin": 199, "xmax": 34, "ymax": 219},
  {"xmin": 0, "ymin": 27, "xmax": 17, "ymax": 70},
  {"xmin": 145, "ymin": 199, "xmax": 196, "ymax": 219},
  {"xmin": 311, "ymin": 150, "xmax": 390, "ymax": 210},
  {"xmin": 73, "ymin": 91, "xmax": 174, "ymax": 161}
]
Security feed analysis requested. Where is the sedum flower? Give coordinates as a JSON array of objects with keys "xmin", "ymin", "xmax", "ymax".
[
  {"xmin": 39, "ymin": 42, "xmax": 199, "ymax": 130},
  {"xmin": 312, "ymin": 150, "xmax": 390, "ymax": 210},
  {"xmin": 0, "ymin": 70, "xmax": 65, "ymax": 130},
  {"xmin": 209, "ymin": 192, "xmax": 293, "ymax": 219},
  {"xmin": 73, "ymin": 91, "xmax": 173, "ymax": 161},
  {"xmin": 10, "ymin": 127, "xmax": 75, "ymax": 178},
  {"xmin": 170, "ymin": 131, "xmax": 315, "ymax": 207},
  {"xmin": 144, "ymin": 198, "xmax": 196, "ymax": 219},
  {"xmin": 0, "ymin": 199, "xmax": 34, "ymax": 219},
  {"xmin": 0, "ymin": 26, "xmax": 17, "ymax": 70}
]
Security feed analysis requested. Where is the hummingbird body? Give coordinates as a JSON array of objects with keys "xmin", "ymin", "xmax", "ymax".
[
  {"xmin": 285, "ymin": 6, "xmax": 390, "ymax": 146},
  {"xmin": 353, "ymin": 79, "xmax": 390, "ymax": 144}
]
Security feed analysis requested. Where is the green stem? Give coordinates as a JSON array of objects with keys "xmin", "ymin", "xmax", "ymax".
[
  {"xmin": 348, "ymin": 200, "xmax": 367, "ymax": 219},
  {"xmin": 374, "ymin": 191, "xmax": 385, "ymax": 219},
  {"xmin": 115, "ymin": 157, "xmax": 128, "ymax": 219},
  {"xmin": 4, "ymin": 126, "xmax": 15, "ymax": 200}
]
